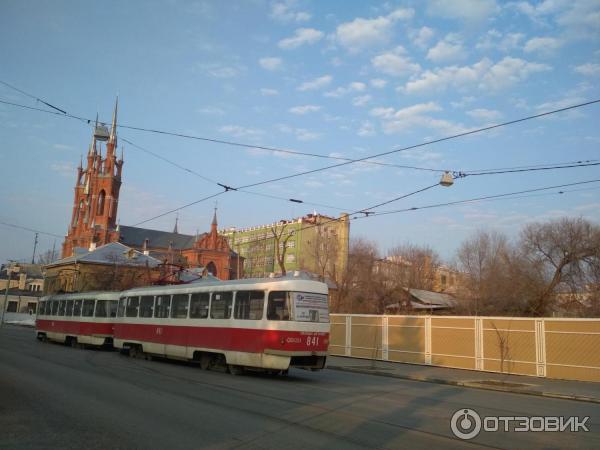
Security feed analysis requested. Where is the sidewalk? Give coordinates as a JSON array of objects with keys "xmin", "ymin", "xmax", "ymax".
[{"xmin": 326, "ymin": 355, "xmax": 600, "ymax": 404}]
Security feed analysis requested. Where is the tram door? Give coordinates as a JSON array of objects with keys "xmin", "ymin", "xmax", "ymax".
[
  {"xmin": 165, "ymin": 293, "xmax": 189, "ymax": 358},
  {"xmin": 151, "ymin": 295, "xmax": 171, "ymax": 356}
]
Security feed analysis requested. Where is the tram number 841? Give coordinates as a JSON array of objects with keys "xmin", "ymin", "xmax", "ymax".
[{"xmin": 306, "ymin": 336, "xmax": 320, "ymax": 346}]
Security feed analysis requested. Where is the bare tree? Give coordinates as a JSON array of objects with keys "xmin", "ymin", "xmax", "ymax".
[
  {"xmin": 386, "ymin": 243, "xmax": 441, "ymax": 290},
  {"xmin": 305, "ymin": 222, "xmax": 340, "ymax": 282},
  {"xmin": 520, "ymin": 217, "xmax": 600, "ymax": 316},
  {"xmin": 335, "ymin": 238, "xmax": 379, "ymax": 313},
  {"xmin": 270, "ymin": 223, "xmax": 295, "ymax": 276}
]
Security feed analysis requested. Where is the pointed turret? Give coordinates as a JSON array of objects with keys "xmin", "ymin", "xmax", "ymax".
[
  {"xmin": 211, "ymin": 207, "xmax": 218, "ymax": 231},
  {"xmin": 109, "ymin": 96, "xmax": 118, "ymax": 147},
  {"xmin": 173, "ymin": 214, "xmax": 179, "ymax": 234}
]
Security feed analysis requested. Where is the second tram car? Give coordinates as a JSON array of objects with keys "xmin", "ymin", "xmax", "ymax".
[
  {"xmin": 36, "ymin": 291, "xmax": 119, "ymax": 347},
  {"xmin": 113, "ymin": 277, "xmax": 330, "ymax": 372}
]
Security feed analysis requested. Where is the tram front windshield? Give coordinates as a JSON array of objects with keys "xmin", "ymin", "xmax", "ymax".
[{"xmin": 267, "ymin": 291, "xmax": 329, "ymax": 323}]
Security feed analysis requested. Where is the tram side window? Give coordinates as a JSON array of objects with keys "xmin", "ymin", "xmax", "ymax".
[
  {"xmin": 109, "ymin": 300, "xmax": 118, "ymax": 318},
  {"xmin": 126, "ymin": 297, "xmax": 140, "ymax": 318},
  {"xmin": 82, "ymin": 300, "xmax": 95, "ymax": 317},
  {"xmin": 139, "ymin": 296, "xmax": 155, "ymax": 318},
  {"xmin": 58, "ymin": 300, "xmax": 67, "ymax": 316},
  {"xmin": 51, "ymin": 301, "xmax": 59, "ymax": 315},
  {"xmin": 95, "ymin": 300, "xmax": 108, "ymax": 318},
  {"xmin": 154, "ymin": 295, "xmax": 171, "ymax": 318},
  {"xmin": 210, "ymin": 292, "xmax": 233, "ymax": 319},
  {"xmin": 234, "ymin": 291, "xmax": 265, "ymax": 320},
  {"xmin": 37, "ymin": 301, "xmax": 45, "ymax": 316},
  {"xmin": 73, "ymin": 300, "xmax": 82, "ymax": 316},
  {"xmin": 189, "ymin": 292, "xmax": 209, "ymax": 319},
  {"xmin": 171, "ymin": 294, "xmax": 189, "ymax": 319},
  {"xmin": 267, "ymin": 291, "xmax": 291, "ymax": 321},
  {"xmin": 117, "ymin": 298, "xmax": 125, "ymax": 317},
  {"xmin": 65, "ymin": 300, "xmax": 74, "ymax": 316}
]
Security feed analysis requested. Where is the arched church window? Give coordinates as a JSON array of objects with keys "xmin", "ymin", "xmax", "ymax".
[
  {"xmin": 206, "ymin": 261, "xmax": 217, "ymax": 277},
  {"xmin": 74, "ymin": 200, "xmax": 83, "ymax": 225},
  {"xmin": 97, "ymin": 190, "xmax": 106, "ymax": 215}
]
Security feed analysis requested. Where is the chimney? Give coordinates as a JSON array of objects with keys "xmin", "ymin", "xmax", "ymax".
[
  {"xmin": 143, "ymin": 238, "xmax": 149, "ymax": 256},
  {"xmin": 18, "ymin": 273, "xmax": 27, "ymax": 290},
  {"xmin": 89, "ymin": 242, "xmax": 97, "ymax": 252}
]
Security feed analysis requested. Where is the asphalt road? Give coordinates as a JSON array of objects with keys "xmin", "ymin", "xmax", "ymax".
[{"xmin": 1, "ymin": 325, "xmax": 598, "ymax": 449}]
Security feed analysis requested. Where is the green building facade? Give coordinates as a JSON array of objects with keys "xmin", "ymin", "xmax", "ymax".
[{"xmin": 221, "ymin": 213, "xmax": 349, "ymax": 281}]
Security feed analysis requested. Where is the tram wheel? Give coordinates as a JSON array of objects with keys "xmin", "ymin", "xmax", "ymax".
[{"xmin": 228, "ymin": 365, "xmax": 244, "ymax": 376}]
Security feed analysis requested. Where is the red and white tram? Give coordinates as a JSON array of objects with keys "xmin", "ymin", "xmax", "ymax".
[
  {"xmin": 36, "ymin": 291, "xmax": 119, "ymax": 347},
  {"xmin": 114, "ymin": 277, "xmax": 330, "ymax": 372}
]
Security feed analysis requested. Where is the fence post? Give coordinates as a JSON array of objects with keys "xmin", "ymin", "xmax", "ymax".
[
  {"xmin": 382, "ymin": 316, "xmax": 389, "ymax": 361},
  {"xmin": 345, "ymin": 315, "xmax": 352, "ymax": 357},
  {"xmin": 475, "ymin": 318, "xmax": 484, "ymax": 371},
  {"xmin": 425, "ymin": 316, "xmax": 432, "ymax": 365},
  {"xmin": 535, "ymin": 319, "xmax": 547, "ymax": 377}
]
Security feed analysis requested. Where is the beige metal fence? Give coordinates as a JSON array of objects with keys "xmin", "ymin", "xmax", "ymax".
[{"xmin": 329, "ymin": 315, "xmax": 600, "ymax": 382}]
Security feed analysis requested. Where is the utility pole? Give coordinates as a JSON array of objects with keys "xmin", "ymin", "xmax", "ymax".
[
  {"xmin": 0, "ymin": 269, "xmax": 12, "ymax": 327},
  {"xmin": 31, "ymin": 232, "xmax": 39, "ymax": 264}
]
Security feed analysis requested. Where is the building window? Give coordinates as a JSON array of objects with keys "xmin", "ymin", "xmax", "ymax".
[
  {"xmin": 171, "ymin": 294, "xmax": 190, "ymax": 319},
  {"xmin": 190, "ymin": 292, "xmax": 210, "ymax": 319},
  {"xmin": 286, "ymin": 253, "xmax": 295, "ymax": 263},
  {"xmin": 234, "ymin": 291, "xmax": 264, "ymax": 320},
  {"xmin": 97, "ymin": 190, "xmax": 106, "ymax": 215},
  {"xmin": 210, "ymin": 292, "xmax": 232, "ymax": 319},
  {"xmin": 139, "ymin": 296, "xmax": 154, "ymax": 318}
]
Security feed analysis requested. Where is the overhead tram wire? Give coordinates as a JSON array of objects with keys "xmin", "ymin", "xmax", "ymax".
[
  {"xmin": 121, "ymin": 136, "xmax": 350, "ymax": 212},
  {"xmin": 230, "ymin": 99, "xmax": 600, "ymax": 189},
  {"xmin": 362, "ymin": 179, "xmax": 600, "ymax": 219},
  {"xmin": 0, "ymin": 221, "xmax": 63, "ymax": 239},
  {"xmin": 121, "ymin": 135, "xmax": 600, "ymax": 216},
  {"xmin": 1, "ymin": 85, "xmax": 599, "ymax": 178}
]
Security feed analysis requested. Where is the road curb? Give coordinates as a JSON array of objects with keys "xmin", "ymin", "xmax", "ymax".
[{"xmin": 327, "ymin": 365, "xmax": 600, "ymax": 404}]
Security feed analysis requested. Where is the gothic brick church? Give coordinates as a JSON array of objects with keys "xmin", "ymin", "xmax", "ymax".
[{"xmin": 61, "ymin": 99, "xmax": 242, "ymax": 280}]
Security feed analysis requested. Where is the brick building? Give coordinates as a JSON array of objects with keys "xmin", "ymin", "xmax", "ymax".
[{"xmin": 60, "ymin": 99, "xmax": 241, "ymax": 280}]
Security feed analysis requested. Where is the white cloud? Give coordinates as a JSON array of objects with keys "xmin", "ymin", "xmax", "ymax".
[
  {"xmin": 428, "ymin": 0, "xmax": 499, "ymax": 23},
  {"xmin": 270, "ymin": 1, "xmax": 311, "ymax": 22},
  {"xmin": 513, "ymin": 0, "xmax": 600, "ymax": 39},
  {"xmin": 402, "ymin": 57, "xmax": 550, "ymax": 93},
  {"xmin": 480, "ymin": 57, "xmax": 550, "ymax": 90},
  {"xmin": 259, "ymin": 57, "xmax": 282, "ymax": 70},
  {"xmin": 197, "ymin": 106, "xmax": 225, "ymax": 115},
  {"xmin": 476, "ymin": 30, "xmax": 525, "ymax": 52},
  {"xmin": 352, "ymin": 95, "xmax": 372, "ymax": 107},
  {"xmin": 466, "ymin": 108, "xmax": 503, "ymax": 122},
  {"xmin": 334, "ymin": 8, "xmax": 414, "ymax": 52},
  {"xmin": 278, "ymin": 28, "xmax": 324, "ymax": 49},
  {"xmin": 197, "ymin": 62, "xmax": 245, "ymax": 78},
  {"xmin": 219, "ymin": 125, "xmax": 264, "ymax": 138},
  {"xmin": 50, "ymin": 162, "xmax": 74, "ymax": 178},
  {"xmin": 324, "ymin": 81, "xmax": 366, "ymax": 98},
  {"xmin": 410, "ymin": 26, "xmax": 435, "ymax": 49},
  {"xmin": 298, "ymin": 75, "xmax": 333, "ymax": 91},
  {"xmin": 260, "ymin": 88, "xmax": 279, "ymax": 96},
  {"xmin": 574, "ymin": 63, "xmax": 600, "ymax": 76},
  {"xmin": 427, "ymin": 35, "xmax": 467, "ymax": 63},
  {"xmin": 372, "ymin": 47, "xmax": 421, "ymax": 76},
  {"xmin": 370, "ymin": 78, "xmax": 388, "ymax": 88},
  {"xmin": 524, "ymin": 36, "xmax": 564, "ymax": 55},
  {"xmin": 358, "ymin": 121, "xmax": 376, "ymax": 137},
  {"xmin": 277, "ymin": 124, "xmax": 321, "ymax": 141},
  {"xmin": 289, "ymin": 105, "xmax": 321, "ymax": 114},
  {"xmin": 295, "ymin": 129, "xmax": 321, "ymax": 141},
  {"xmin": 52, "ymin": 144, "xmax": 73, "ymax": 151},
  {"xmin": 369, "ymin": 102, "xmax": 468, "ymax": 136}
]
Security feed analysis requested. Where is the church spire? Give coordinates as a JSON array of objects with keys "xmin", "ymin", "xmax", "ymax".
[
  {"xmin": 173, "ymin": 214, "xmax": 179, "ymax": 234},
  {"xmin": 109, "ymin": 96, "xmax": 118, "ymax": 147},
  {"xmin": 211, "ymin": 205, "xmax": 218, "ymax": 231}
]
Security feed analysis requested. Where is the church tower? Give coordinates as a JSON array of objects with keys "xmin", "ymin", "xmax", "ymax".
[{"xmin": 61, "ymin": 98, "xmax": 124, "ymax": 258}]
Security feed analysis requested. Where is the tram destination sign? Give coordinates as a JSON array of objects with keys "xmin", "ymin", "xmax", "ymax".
[{"xmin": 292, "ymin": 292, "xmax": 329, "ymax": 323}]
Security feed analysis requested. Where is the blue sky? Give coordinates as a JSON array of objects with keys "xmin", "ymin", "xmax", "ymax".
[{"xmin": 1, "ymin": 0, "xmax": 599, "ymax": 264}]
